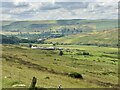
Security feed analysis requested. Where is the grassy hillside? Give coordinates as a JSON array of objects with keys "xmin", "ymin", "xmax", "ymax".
[
  {"xmin": 2, "ymin": 19, "xmax": 118, "ymax": 32},
  {"xmin": 45, "ymin": 29, "xmax": 118, "ymax": 47},
  {"xmin": 2, "ymin": 44, "xmax": 119, "ymax": 88},
  {"xmin": 1, "ymin": 19, "xmax": 119, "ymax": 89}
]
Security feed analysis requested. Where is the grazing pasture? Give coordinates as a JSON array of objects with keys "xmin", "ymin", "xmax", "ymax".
[
  {"xmin": 1, "ymin": 19, "xmax": 119, "ymax": 89},
  {"xmin": 2, "ymin": 44, "xmax": 119, "ymax": 88}
]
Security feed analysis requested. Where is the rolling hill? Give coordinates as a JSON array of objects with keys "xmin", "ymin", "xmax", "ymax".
[
  {"xmin": 45, "ymin": 29, "xmax": 118, "ymax": 47},
  {"xmin": 1, "ymin": 19, "xmax": 118, "ymax": 41},
  {"xmin": 1, "ymin": 19, "xmax": 118, "ymax": 32}
]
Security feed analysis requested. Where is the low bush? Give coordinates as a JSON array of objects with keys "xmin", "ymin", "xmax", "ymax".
[
  {"xmin": 82, "ymin": 52, "xmax": 89, "ymax": 55},
  {"xmin": 68, "ymin": 72, "xmax": 83, "ymax": 79},
  {"xmin": 44, "ymin": 76, "xmax": 50, "ymax": 79},
  {"xmin": 59, "ymin": 50, "xmax": 63, "ymax": 56}
]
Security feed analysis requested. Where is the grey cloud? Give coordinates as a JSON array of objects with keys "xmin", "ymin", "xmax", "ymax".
[
  {"xmin": 2, "ymin": 2, "xmax": 29, "ymax": 8},
  {"xmin": 1, "ymin": 1, "xmax": 118, "ymax": 20},
  {"xmin": 11, "ymin": 2, "xmax": 89, "ymax": 14},
  {"xmin": 55, "ymin": 2, "xmax": 89, "ymax": 10},
  {"xmin": 2, "ymin": 2, "xmax": 15, "ymax": 8},
  {"xmin": 14, "ymin": 2, "xmax": 29, "ymax": 8},
  {"xmin": 39, "ymin": 3, "xmax": 60, "ymax": 10},
  {"xmin": 87, "ymin": 2, "xmax": 118, "ymax": 15},
  {"xmin": 30, "ymin": 2, "xmax": 89, "ymax": 11}
]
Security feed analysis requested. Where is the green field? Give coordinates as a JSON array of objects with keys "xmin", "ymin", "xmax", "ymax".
[
  {"xmin": 1, "ymin": 19, "xmax": 118, "ymax": 39},
  {"xmin": 2, "ymin": 44, "xmax": 119, "ymax": 88},
  {"xmin": 45, "ymin": 29, "xmax": 118, "ymax": 47},
  {"xmin": 1, "ymin": 19, "xmax": 119, "ymax": 89}
]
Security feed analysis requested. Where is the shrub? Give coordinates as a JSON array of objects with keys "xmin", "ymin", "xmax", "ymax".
[
  {"xmin": 59, "ymin": 50, "xmax": 63, "ymax": 56},
  {"xmin": 68, "ymin": 72, "xmax": 83, "ymax": 79},
  {"xmin": 29, "ymin": 44, "xmax": 32, "ymax": 48},
  {"xmin": 53, "ymin": 43, "xmax": 56, "ymax": 46},
  {"xmin": 82, "ymin": 52, "xmax": 89, "ymax": 55},
  {"xmin": 44, "ymin": 76, "xmax": 50, "ymax": 79}
]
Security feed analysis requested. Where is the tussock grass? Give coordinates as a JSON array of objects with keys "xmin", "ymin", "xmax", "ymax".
[{"xmin": 2, "ymin": 44, "xmax": 118, "ymax": 88}]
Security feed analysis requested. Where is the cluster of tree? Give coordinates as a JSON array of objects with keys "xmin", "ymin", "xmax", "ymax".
[
  {"xmin": 0, "ymin": 35, "xmax": 38, "ymax": 44},
  {"xmin": 30, "ymin": 24, "xmax": 52, "ymax": 29},
  {"xmin": 19, "ymin": 39, "xmax": 37, "ymax": 43},
  {"xmin": 60, "ymin": 28, "xmax": 82, "ymax": 35},
  {"xmin": 1, "ymin": 35, "xmax": 19, "ymax": 44}
]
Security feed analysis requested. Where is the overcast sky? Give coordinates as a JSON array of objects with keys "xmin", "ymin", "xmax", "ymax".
[{"xmin": 1, "ymin": 0, "xmax": 119, "ymax": 20}]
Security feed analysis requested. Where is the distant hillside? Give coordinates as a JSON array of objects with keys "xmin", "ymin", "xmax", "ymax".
[
  {"xmin": 1, "ymin": 20, "xmax": 57, "ymax": 32},
  {"xmin": 45, "ymin": 29, "xmax": 118, "ymax": 47},
  {"xmin": 1, "ymin": 19, "xmax": 118, "ymax": 32},
  {"xmin": 1, "ymin": 19, "xmax": 118, "ymax": 43}
]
